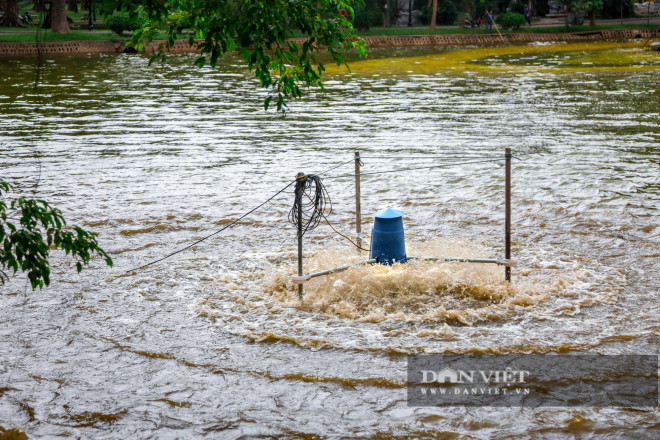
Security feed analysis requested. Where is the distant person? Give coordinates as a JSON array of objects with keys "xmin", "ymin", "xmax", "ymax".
[
  {"xmin": 485, "ymin": 10, "xmax": 494, "ymax": 34},
  {"xmin": 524, "ymin": 5, "xmax": 531, "ymax": 26}
]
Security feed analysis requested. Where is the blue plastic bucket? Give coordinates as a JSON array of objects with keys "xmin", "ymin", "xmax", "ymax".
[{"xmin": 369, "ymin": 208, "xmax": 406, "ymax": 265}]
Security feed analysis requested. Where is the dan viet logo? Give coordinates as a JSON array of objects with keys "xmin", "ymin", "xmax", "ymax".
[
  {"xmin": 408, "ymin": 354, "xmax": 659, "ymax": 407},
  {"xmin": 415, "ymin": 365, "xmax": 531, "ymax": 399},
  {"xmin": 420, "ymin": 367, "xmax": 530, "ymax": 385}
]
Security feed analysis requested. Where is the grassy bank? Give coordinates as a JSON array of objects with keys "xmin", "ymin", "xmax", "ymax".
[
  {"xmin": 0, "ymin": 29, "xmax": 120, "ymax": 42},
  {"xmin": 0, "ymin": 28, "xmax": 171, "ymax": 43},
  {"xmin": 355, "ymin": 23, "xmax": 659, "ymax": 36},
  {"xmin": 1, "ymin": 23, "xmax": 657, "ymax": 43}
]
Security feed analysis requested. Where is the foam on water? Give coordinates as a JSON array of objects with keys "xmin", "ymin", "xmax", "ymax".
[
  {"xmin": 192, "ymin": 237, "xmax": 626, "ymax": 353},
  {"xmin": 263, "ymin": 239, "xmax": 517, "ymax": 322}
]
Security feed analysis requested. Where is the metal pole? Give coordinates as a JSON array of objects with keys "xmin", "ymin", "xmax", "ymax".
[
  {"xmin": 505, "ymin": 148, "xmax": 512, "ymax": 282},
  {"xmin": 296, "ymin": 173, "xmax": 304, "ymax": 300},
  {"xmin": 408, "ymin": 0, "xmax": 412, "ymax": 26},
  {"xmin": 88, "ymin": 0, "xmax": 94, "ymax": 31},
  {"xmin": 355, "ymin": 152, "xmax": 362, "ymax": 253}
]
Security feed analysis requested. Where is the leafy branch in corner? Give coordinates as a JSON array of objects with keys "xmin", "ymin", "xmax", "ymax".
[
  {"xmin": 125, "ymin": 0, "xmax": 367, "ymax": 111},
  {"xmin": 0, "ymin": 179, "xmax": 113, "ymax": 290}
]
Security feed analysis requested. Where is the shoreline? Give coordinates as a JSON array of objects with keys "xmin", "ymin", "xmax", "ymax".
[{"xmin": 0, "ymin": 29, "xmax": 656, "ymax": 56}]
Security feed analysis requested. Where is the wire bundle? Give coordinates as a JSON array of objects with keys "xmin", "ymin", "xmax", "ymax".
[{"xmin": 288, "ymin": 174, "xmax": 332, "ymax": 237}]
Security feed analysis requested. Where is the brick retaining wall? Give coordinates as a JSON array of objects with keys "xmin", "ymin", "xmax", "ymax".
[
  {"xmin": 0, "ymin": 29, "xmax": 655, "ymax": 56},
  {"xmin": 0, "ymin": 40, "xmax": 125, "ymax": 56}
]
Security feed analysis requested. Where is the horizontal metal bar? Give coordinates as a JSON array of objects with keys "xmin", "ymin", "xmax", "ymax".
[
  {"xmin": 308, "ymin": 259, "xmax": 378, "ymax": 279},
  {"xmin": 407, "ymin": 256, "xmax": 518, "ymax": 268},
  {"xmin": 293, "ymin": 257, "xmax": 517, "ymax": 285}
]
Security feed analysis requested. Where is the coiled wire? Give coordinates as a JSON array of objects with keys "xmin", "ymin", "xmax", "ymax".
[{"xmin": 288, "ymin": 174, "xmax": 332, "ymax": 237}]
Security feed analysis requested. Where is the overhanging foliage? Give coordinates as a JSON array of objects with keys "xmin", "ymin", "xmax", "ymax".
[
  {"xmin": 127, "ymin": 0, "xmax": 367, "ymax": 111},
  {"xmin": 0, "ymin": 179, "xmax": 113, "ymax": 290}
]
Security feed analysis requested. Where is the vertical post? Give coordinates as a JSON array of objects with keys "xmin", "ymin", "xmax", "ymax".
[
  {"xmin": 296, "ymin": 173, "xmax": 304, "ymax": 300},
  {"xmin": 355, "ymin": 152, "xmax": 362, "ymax": 253},
  {"xmin": 505, "ymin": 148, "xmax": 512, "ymax": 282},
  {"xmin": 88, "ymin": 0, "xmax": 94, "ymax": 31}
]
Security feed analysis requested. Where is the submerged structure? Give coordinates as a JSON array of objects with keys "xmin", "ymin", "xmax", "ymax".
[{"xmin": 291, "ymin": 148, "xmax": 517, "ymax": 299}]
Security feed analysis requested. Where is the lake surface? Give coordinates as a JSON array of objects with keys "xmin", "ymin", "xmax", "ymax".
[{"xmin": 1, "ymin": 42, "xmax": 659, "ymax": 438}]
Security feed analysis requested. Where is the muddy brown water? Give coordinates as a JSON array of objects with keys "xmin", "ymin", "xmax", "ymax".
[{"xmin": 1, "ymin": 43, "xmax": 659, "ymax": 438}]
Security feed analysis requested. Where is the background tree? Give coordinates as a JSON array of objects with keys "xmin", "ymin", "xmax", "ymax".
[
  {"xmin": 42, "ymin": 0, "xmax": 72, "ymax": 32},
  {"xmin": 51, "ymin": 0, "xmax": 71, "ymax": 32},
  {"xmin": 353, "ymin": 1, "xmax": 381, "ymax": 30},
  {"xmin": 418, "ymin": 0, "xmax": 458, "ymax": 25},
  {"xmin": 602, "ymin": 0, "xmax": 633, "ymax": 18},
  {"xmin": 129, "ymin": 0, "xmax": 366, "ymax": 112},
  {"xmin": 509, "ymin": 0, "xmax": 526, "ymax": 14},
  {"xmin": 430, "ymin": 0, "xmax": 438, "ymax": 30},
  {"xmin": 68, "ymin": 0, "xmax": 78, "ymax": 13},
  {"xmin": 582, "ymin": 0, "xmax": 603, "ymax": 25},
  {"xmin": 0, "ymin": 0, "xmax": 25, "ymax": 27},
  {"xmin": 34, "ymin": 0, "xmax": 46, "ymax": 12},
  {"xmin": 0, "ymin": 179, "xmax": 113, "ymax": 290}
]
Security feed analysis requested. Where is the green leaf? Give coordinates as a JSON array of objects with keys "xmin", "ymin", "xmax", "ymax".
[
  {"xmin": 129, "ymin": 0, "xmax": 366, "ymax": 112},
  {"xmin": 0, "ymin": 178, "xmax": 113, "ymax": 290}
]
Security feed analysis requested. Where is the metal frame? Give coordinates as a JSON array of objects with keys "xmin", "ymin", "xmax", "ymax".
[{"xmin": 293, "ymin": 148, "xmax": 514, "ymax": 298}]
